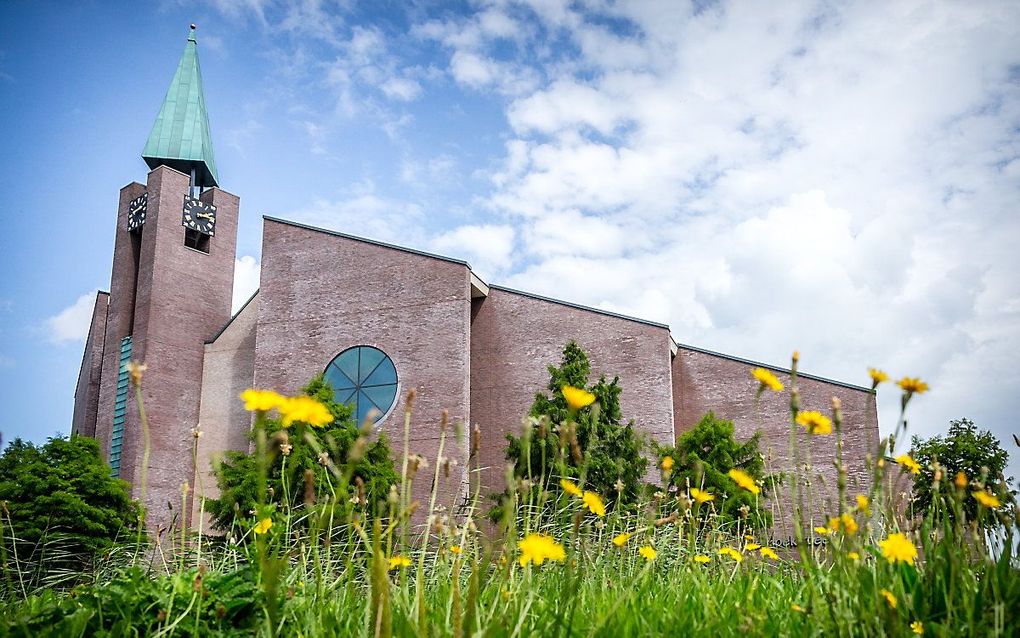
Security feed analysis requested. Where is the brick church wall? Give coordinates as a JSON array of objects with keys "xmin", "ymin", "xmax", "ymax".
[
  {"xmin": 672, "ymin": 345, "xmax": 879, "ymax": 537},
  {"xmin": 192, "ymin": 292, "xmax": 259, "ymax": 524},
  {"xmin": 253, "ymin": 218, "xmax": 473, "ymax": 511},
  {"xmin": 72, "ymin": 291, "xmax": 110, "ymax": 438},
  {"xmin": 470, "ymin": 286, "xmax": 676, "ymax": 497}
]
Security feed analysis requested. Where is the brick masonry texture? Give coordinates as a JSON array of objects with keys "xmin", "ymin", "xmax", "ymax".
[
  {"xmin": 78, "ymin": 182, "xmax": 879, "ymax": 537},
  {"xmin": 193, "ymin": 292, "xmax": 259, "ymax": 524},
  {"xmin": 94, "ymin": 166, "xmax": 239, "ymax": 531},
  {"xmin": 71, "ymin": 291, "xmax": 109, "ymax": 439},
  {"xmin": 253, "ymin": 218, "xmax": 473, "ymax": 509},
  {"xmin": 470, "ymin": 287, "xmax": 676, "ymax": 495},
  {"xmin": 673, "ymin": 346, "xmax": 879, "ymax": 535}
]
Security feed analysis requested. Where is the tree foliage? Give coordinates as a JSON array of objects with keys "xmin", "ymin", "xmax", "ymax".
[
  {"xmin": 909, "ymin": 418, "xmax": 1014, "ymax": 526},
  {"xmin": 207, "ymin": 375, "xmax": 399, "ymax": 532},
  {"xmin": 656, "ymin": 412, "xmax": 771, "ymax": 528},
  {"xmin": 0, "ymin": 436, "xmax": 137, "ymax": 573},
  {"xmin": 502, "ymin": 341, "xmax": 648, "ymax": 509}
]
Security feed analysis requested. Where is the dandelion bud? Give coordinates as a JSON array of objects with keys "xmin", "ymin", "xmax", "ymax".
[
  {"xmin": 267, "ymin": 486, "xmax": 275, "ymax": 499},
  {"xmin": 180, "ymin": 482, "xmax": 191, "ymax": 496},
  {"xmin": 304, "ymin": 469, "xmax": 316, "ymax": 506},
  {"xmin": 191, "ymin": 427, "xmax": 203, "ymax": 439},
  {"xmin": 470, "ymin": 424, "xmax": 480, "ymax": 458},
  {"xmin": 405, "ymin": 388, "xmax": 417, "ymax": 414},
  {"xmin": 280, "ymin": 443, "xmax": 293, "ymax": 456},
  {"xmin": 440, "ymin": 409, "xmax": 449, "ymax": 434},
  {"xmin": 955, "ymin": 471, "xmax": 968, "ymax": 489},
  {"xmin": 595, "ymin": 519, "xmax": 606, "ymax": 530},
  {"xmin": 792, "ymin": 351, "xmax": 800, "ymax": 364},
  {"xmin": 388, "ymin": 484, "xmax": 399, "ymax": 505},
  {"xmin": 831, "ymin": 396, "xmax": 841, "ymax": 410},
  {"xmin": 317, "ymin": 451, "xmax": 330, "ymax": 466},
  {"xmin": 615, "ymin": 479, "xmax": 625, "ymax": 493},
  {"xmin": 739, "ymin": 504, "xmax": 751, "ymax": 518},
  {"xmin": 125, "ymin": 360, "xmax": 147, "ymax": 387}
]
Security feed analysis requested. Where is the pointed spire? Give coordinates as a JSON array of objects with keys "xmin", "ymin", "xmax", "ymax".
[{"xmin": 142, "ymin": 24, "xmax": 219, "ymax": 188}]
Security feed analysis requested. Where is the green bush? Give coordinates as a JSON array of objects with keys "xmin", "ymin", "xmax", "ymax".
[
  {"xmin": 656, "ymin": 411, "xmax": 771, "ymax": 528},
  {"xmin": 207, "ymin": 375, "xmax": 399, "ymax": 532},
  {"xmin": 500, "ymin": 341, "xmax": 648, "ymax": 510},
  {"xmin": 0, "ymin": 435, "xmax": 137, "ymax": 593},
  {"xmin": 909, "ymin": 417, "xmax": 1015, "ymax": 526}
]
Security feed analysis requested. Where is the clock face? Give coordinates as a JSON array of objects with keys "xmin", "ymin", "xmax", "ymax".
[
  {"xmin": 182, "ymin": 196, "xmax": 216, "ymax": 236},
  {"xmin": 127, "ymin": 192, "xmax": 147, "ymax": 232}
]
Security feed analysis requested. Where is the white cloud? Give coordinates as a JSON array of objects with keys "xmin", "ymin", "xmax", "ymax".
[
  {"xmin": 46, "ymin": 292, "xmax": 97, "ymax": 344},
  {"xmin": 380, "ymin": 77, "xmax": 422, "ymax": 101},
  {"xmin": 426, "ymin": 0, "xmax": 1020, "ymax": 476},
  {"xmin": 284, "ymin": 191, "xmax": 427, "ymax": 247},
  {"xmin": 232, "ymin": 256, "xmax": 261, "ymax": 313},
  {"xmin": 429, "ymin": 224, "xmax": 516, "ymax": 278}
]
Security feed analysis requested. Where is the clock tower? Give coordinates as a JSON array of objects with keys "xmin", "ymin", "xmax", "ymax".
[{"xmin": 83, "ymin": 25, "xmax": 239, "ymax": 532}]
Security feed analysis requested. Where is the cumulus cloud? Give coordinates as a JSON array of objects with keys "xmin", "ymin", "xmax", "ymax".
[
  {"xmin": 426, "ymin": 0, "xmax": 1020, "ymax": 474},
  {"xmin": 232, "ymin": 256, "xmax": 261, "ymax": 313},
  {"xmin": 46, "ymin": 291, "xmax": 97, "ymax": 344},
  {"xmin": 429, "ymin": 224, "xmax": 516, "ymax": 278},
  {"xmin": 284, "ymin": 190, "xmax": 427, "ymax": 247}
]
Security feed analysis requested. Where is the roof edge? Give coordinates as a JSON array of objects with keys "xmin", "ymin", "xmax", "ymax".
[
  {"xmin": 674, "ymin": 341, "xmax": 873, "ymax": 393},
  {"xmin": 487, "ymin": 284, "xmax": 671, "ymax": 330},
  {"xmin": 206, "ymin": 289, "xmax": 259, "ymax": 345},
  {"xmin": 263, "ymin": 216, "xmax": 472, "ymax": 269}
]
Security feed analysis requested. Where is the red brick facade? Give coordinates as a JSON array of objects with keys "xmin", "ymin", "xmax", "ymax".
[{"xmin": 77, "ymin": 203, "xmax": 878, "ymax": 535}]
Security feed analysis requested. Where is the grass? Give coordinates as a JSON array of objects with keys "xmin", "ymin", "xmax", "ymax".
[{"xmin": 0, "ymin": 356, "xmax": 1017, "ymax": 637}]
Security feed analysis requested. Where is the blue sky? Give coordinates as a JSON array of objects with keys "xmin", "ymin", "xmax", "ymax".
[{"xmin": 1, "ymin": 0, "xmax": 1018, "ymax": 480}]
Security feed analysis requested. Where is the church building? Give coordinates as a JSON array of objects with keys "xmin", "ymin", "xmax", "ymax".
[{"xmin": 71, "ymin": 28, "xmax": 878, "ymax": 532}]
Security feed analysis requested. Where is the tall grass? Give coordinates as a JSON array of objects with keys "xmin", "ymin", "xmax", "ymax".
[{"xmin": 1, "ymin": 355, "xmax": 1017, "ymax": 637}]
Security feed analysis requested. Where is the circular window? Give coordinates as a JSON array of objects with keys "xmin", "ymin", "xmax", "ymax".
[{"xmin": 323, "ymin": 346, "xmax": 398, "ymax": 425}]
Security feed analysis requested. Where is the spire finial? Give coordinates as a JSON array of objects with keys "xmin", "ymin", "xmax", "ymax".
[{"xmin": 188, "ymin": 23, "xmax": 197, "ymax": 43}]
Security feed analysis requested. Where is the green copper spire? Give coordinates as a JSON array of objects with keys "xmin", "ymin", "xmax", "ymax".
[{"xmin": 142, "ymin": 24, "xmax": 219, "ymax": 187}]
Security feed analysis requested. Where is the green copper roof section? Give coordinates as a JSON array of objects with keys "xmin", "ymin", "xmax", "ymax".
[{"xmin": 142, "ymin": 26, "xmax": 219, "ymax": 187}]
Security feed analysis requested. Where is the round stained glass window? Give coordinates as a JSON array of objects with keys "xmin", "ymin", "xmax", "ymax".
[{"xmin": 323, "ymin": 346, "xmax": 398, "ymax": 425}]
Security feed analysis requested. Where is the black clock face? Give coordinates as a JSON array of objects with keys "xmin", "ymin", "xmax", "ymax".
[
  {"xmin": 182, "ymin": 196, "xmax": 216, "ymax": 236},
  {"xmin": 127, "ymin": 192, "xmax": 147, "ymax": 232}
]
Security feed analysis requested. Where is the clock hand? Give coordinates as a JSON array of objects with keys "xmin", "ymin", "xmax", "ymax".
[{"xmin": 196, "ymin": 212, "xmax": 215, "ymax": 220}]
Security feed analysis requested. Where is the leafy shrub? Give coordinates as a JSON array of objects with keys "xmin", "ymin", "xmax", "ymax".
[
  {"xmin": 207, "ymin": 375, "xmax": 399, "ymax": 532},
  {"xmin": 0, "ymin": 435, "xmax": 137, "ymax": 593},
  {"xmin": 655, "ymin": 411, "xmax": 771, "ymax": 528},
  {"xmin": 500, "ymin": 341, "xmax": 648, "ymax": 510},
  {"xmin": 909, "ymin": 417, "xmax": 1015, "ymax": 525}
]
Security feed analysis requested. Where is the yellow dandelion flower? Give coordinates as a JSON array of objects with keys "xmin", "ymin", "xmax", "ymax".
[
  {"xmin": 896, "ymin": 377, "xmax": 929, "ymax": 395},
  {"xmin": 847, "ymin": 551, "xmax": 861, "ymax": 561},
  {"xmin": 690, "ymin": 488, "xmax": 715, "ymax": 503},
  {"xmin": 868, "ymin": 368, "xmax": 889, "ymax": 388},
  {"xmin": 561, "ymin": 385, "xmax": 596, "ymax": 411},
  {"xmin": 954, "ymin": 471, "xmax": 968, "ymax": 489},
  {"xmin": 560, "ymin": 478, "xmax": 583, "ymax": 498},
  {"xmin": 241, "ymin": 389, "xmax": 286, "ymax": 412},
  {"xmin": 718, "ymin": 547, "xmax": 743, "ymax": 562},
  {"xmin": 828, "ymin": 513, "xmax": 859, "ymax": 536},
  {"xmin": 254, "ymin": 517, "xmax": 272, "ymax": 535},
  {"xmin": 388, "ymin": 555, "xmax": 412, "ymax": 570},
  {"xmin": 879, "ymin": 532, "xmax": 918, "ymax": 565},
  {"xmin": 661, "ymin": 456, "xmax": 675, "ymax": 471},
  {"xmin": 911, "ymin": 620, "xmax": 924, "ymax": 635},
  {"xmin": 814, "ymin": 526, "xmax": 833, "ymax": 536},
  {"xmin": 728, "ymin": 468, "xmax": 761, "ymax": 495},
  {"xmin": 856, "ymin": 494, "xmax": 870, "ymax": 514},
  {"xmin": 449, "ymin": 545, "xmax": 463, "ymax": 555},
  {"xmin": 796, "ymin": 410, "xmax": 833, "ymax": 435},
  {"xmin": 791, "ymin": 603, "xmax": 806, "ymax": 613},
  {"xmin": 879, "ymin": 588, "xmax": 897, "ymax": 609},
  {"xmin": 582, "ymin": 490, "xmax": 606, "ymax": 517},
  {"xmin": 638, "ymin": 546, "xmax": 657, "ymax": 561},
  {"xmin": 972, "ymin": 491, "xmax": 1001, "ymax": 508},
  {"xmin": 759, "ymin": 547, "xmax": 779, "ymax": 560},
  {"xmin": 694, "ymin": 555, "xmax": 711, "ymax": 563},
  {"xmin": 517, "ymin": 533, "xmax": 566, "ymax": 567},
  {"xmin": 278, "ymin": 395, "xmax": 334, "ymax": 427},
  {"xmin": 612, "ymin": 532, "xmax": 632, "ymax": 547},
  {"xmin": 895, "ymin": 454, "xmax": 921, "ymax": 475},
  {"xmin": 745, "ymin": 543, "xmax": 762, "ymax": 551},
  {"xmin": 751, "ymin": 367, "xmax": 784, "ymax": 392}
]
